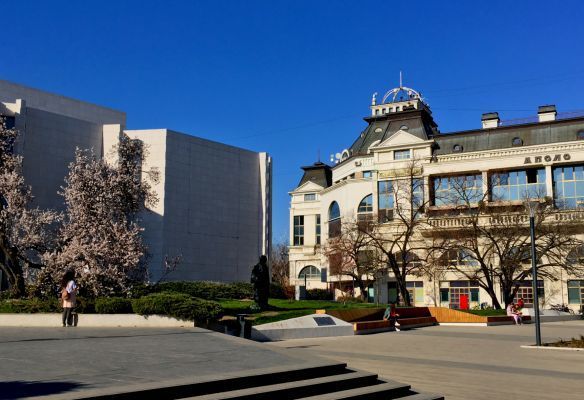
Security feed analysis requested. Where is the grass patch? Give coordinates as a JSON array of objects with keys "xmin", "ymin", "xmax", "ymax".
[
  {"xmin": 544, "ymin": 335, "xmax": 584, "ymax": 348},
  {"xmin": 217, "ymin": 298, "xmax": 383, "ymax": 325}
]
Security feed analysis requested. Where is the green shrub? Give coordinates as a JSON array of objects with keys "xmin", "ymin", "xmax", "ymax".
[
  {"xmin": 0, "ymin": 298, "xmax": 58, "ymax": 313},
  {"xmin": 95, "ymin": 297, "xmax": 133, "ymax": 314},
  {"xmin": 269, "ymin": 283, "xmax": 289, "ymax": 299},
  {"xmin": 306, "ymin": 288, "xmax": 333, "ymax": 301},
  {"xmin": 336, "ymin": 295, "xmax": 365, "ymax": 304},
  {"xmin": 75, "ymin": 296, "xmax": 96, "ymax": 314},
  {"xmin": 132, "ymin": 292, "xmax": 223, "ymax": 323},
  {"xmin": 155, "ymin": 281, "xmax": 253, "ymax": 300},
  {"xmin": 128, "ymin": 283, "xmax": 155, "ymax": 299}
]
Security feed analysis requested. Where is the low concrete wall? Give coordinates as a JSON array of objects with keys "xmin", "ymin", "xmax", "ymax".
[{"xmin": 0, "ymin": 313, "xmax": 191, "ymax": 327}]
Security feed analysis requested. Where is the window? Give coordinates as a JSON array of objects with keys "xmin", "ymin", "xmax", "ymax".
[
  {"xmin": 362, "ymin": 171, "xmax": 373, "ymax": 178},
  {"xmin": 568, "ymin": 280, "xmax": 584, "ymax": 304},
  {"xmin": 378, "ymin": 181, "xmax": 394, "ymax": 222},
  {"xmin": 508, "ymin": 280, "xmax": 544, "ymax": 307},
  {"xmin": 298, "ymin": 265, "xmax": 320, "ymax": 280},
  {"xmin": 439, "ymin": 249, "xmax": 479, "ymax": 268},
  {"xmin": 406, "ymin": 281, "xmax": 424, "ymax": 305},
  {"xmin": 358, "ymin": 194, "xmax": 373, "ymax": 213},
  {"xmin": 374, "ymin": 127, "xmax": 383, "ymax": 133},
  {"xmin": 412, "ymin": 178, "xmax": 424, "ymax": 210},
  {"xmin": 440, "ymin": 281, "xmax": 480, "ymax": 309},
  {"xmin": 553, "ymin": 165, "xmax": 584, "ymax": 209},
  {"xmin": 453, "ymin": 144, "xmax": 463, "ymax": 153},
  {"xmin": 304, "ymin": 193, "xmax": 316, "ymax": 201},
  {"xmin": 512, "ymin": 137, "xmax": 523, "ymax": 147},
  {"xmin": 394, "ymin": 149, "xmax": 411, "ymax": 160},
  {"xmin": 328, "ymin": 202, "xmax": 341, "ymax": 238},
  {"xmin": 491, "ymin": 168, "xmax": 546, "ymax": 201},
  {"xmin": 433, "ymin": 174, "xmax": 483, "ymax": 206},
  {"xmin": 315, "ymin": 215, "xmax": 321, "ymax": 245},
  {"xmin": 400, "ymin": 125, "xmax": 409, "ymax": 131},
  {"xmin": 578, "ymin": 131, "xmax": 584, "ymax": 140},
  {"xmin": 293, "ymin": 216, "xmax": 304, "ymax": 245}
]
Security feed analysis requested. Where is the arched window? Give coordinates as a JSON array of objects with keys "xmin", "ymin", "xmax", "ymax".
[
  {"xmin": 328, "ymin": 201, "xmax": 341, "ymax": 238},
  {"xmin": 512, "ymin": 137, "xmax": 523, "ymax": 147},
  {"xmin": 358, "ymin": 194, "xmax": 373, "ymax": 213},
  {"xmin": 298, "ymin": 265, "xmax": 320, "ymax": 280}
]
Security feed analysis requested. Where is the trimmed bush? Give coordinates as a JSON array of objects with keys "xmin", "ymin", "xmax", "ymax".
[
  {"xmin": 336, "ymin": 295, "xmax": 365, "ymax": 303},
  {"xmin": 269, "ymin": 283, "xmax": 287, "ymax": 299},
  {"xmin": 155, "ymin": 281, "xmax": 253, "ymax": 300},
  {"xmin": 0, "ymin": 298, "xmax": 60, "ymax": 313},
  {"xmin": 95, "ymin": 297, "xmax": 133, "ymax": 314},
  {"xmin": 306, "ymin": 288, "xmax": 333, "ymax": 301},
  {"xmin": 132, "ymin": 292, "xmax": 223, "ymax": 323}
]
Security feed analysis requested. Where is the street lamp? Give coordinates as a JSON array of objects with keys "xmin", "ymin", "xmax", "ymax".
[{"xmin": 525, "ymin": 200, "xmax": 542, "ymax": 346}]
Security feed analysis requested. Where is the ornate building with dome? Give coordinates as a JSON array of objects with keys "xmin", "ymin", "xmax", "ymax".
[{"xmin": 289, "ymin": 82, "xmax": 584, "ymax": 312}]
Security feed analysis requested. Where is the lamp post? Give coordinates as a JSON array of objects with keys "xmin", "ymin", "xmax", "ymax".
[{"xmin": 525, "ymin": 201, "xmax": 542, "ymax": 346}]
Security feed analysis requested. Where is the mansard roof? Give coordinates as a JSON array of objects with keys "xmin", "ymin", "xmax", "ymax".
[
  {"xmin": 297, "ymin": 161, "xmax": 332, "ymax": 188},
  {"xmin": 348, "ymin": 108, "xmax": 438, "ymax": 156},
  {"xmin": 434, "ymin": 116, "xmax": 584, "ymax": 156}
]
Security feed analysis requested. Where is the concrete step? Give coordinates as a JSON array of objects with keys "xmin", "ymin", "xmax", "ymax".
[
  {"xmin": 397, "ymin": 393, "xmax": 445, "ymax": 400},
  {"xmin": 182, "ymin": 370, "xmax": 380, "ymax": 400},
  {"xmin": 295, "ymin": 381, "xmax": 412, "ymax": 399},
  {"xmin": 49, "ymin": 361, "xmax": 349, "ymax": 400}
]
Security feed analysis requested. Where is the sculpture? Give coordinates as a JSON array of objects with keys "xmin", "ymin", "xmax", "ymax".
[{"xmin": 251, "ymin": 255, "xmax": 270, "ymax": 310}]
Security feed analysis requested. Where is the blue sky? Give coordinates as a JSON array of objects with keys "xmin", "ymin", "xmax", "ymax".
[{"xmin": 2, "ymin": 1, "xmax": 584, "ymax": 243}]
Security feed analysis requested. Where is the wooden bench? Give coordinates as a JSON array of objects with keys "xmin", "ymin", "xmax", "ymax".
[{"xmin": 353, "ymin": 315, "xmax": 437, "ymax": 335}]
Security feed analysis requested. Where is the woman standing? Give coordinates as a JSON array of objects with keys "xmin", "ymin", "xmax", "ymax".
[{"xmin": 60, "ymin": 270, "xmax": 78, "ymax": 327}]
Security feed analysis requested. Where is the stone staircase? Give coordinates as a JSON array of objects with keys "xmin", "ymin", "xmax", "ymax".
[{"xmin": 62, "ymin": 361, "xmax": 443, "ymax": 400}]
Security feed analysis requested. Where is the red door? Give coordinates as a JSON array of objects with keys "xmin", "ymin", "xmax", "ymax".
[{"xmin": 460, "ymin": 294, "xmax": 469, "ymax": 310}]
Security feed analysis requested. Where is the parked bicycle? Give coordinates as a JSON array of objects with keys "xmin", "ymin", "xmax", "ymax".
[{"xmin": 549, "ymin": 303, "xmax": 575, "ymax": 315}]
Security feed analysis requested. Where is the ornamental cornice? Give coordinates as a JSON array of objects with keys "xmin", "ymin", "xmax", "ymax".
[{"xmin": 436, "ymin": 141, "xmax": 584, "ymax": 163}]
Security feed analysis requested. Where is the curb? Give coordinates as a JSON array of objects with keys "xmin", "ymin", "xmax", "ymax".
[{"xmin": 520, "ymin": 345, "xmax": 584, "ymax": 352}]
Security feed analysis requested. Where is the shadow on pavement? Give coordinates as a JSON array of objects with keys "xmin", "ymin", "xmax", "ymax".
[{"xmin": 0, "ymin": 380, "xmax": 85, "ymax": 399}]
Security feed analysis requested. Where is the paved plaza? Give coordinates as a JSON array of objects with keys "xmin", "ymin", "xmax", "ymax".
[
  {"xmin": 269, "ymin": 320, "xmax": 584, "ymax": 400},
  {"xmin": 0, "ymin": 321, "xmax": 582, "ymax": 399}
]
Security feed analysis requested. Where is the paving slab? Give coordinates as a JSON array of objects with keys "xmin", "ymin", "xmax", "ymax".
[
  {"xmin": 268, "ymin": 320, "xmax": 584, "ymax": 400},
  {"xmin": 0, "ymin": 327, "xmax": 308, "ymax": 399}
]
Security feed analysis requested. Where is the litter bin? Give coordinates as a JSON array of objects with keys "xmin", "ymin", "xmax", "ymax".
[{"xmin": 236, "ymin": 314, "xmax": 252, "ymax": 339}]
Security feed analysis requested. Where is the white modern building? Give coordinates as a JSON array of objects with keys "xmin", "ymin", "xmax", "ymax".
[
  {"xmin": 289, "ymin": 83, "xmax": 584, "ymax": 312},
  {"xmin": 0, "ymin": 79, "xmax": 271, "ymax": 284}
]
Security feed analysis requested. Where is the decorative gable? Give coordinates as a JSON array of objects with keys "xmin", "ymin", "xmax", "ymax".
[
  {"xmin": 375, "ymin": 129, "xmax": 428, "ymax": 149},
  {"xmin": 293, "ymin": 180, "xmax": 324, "ymax": 193}
]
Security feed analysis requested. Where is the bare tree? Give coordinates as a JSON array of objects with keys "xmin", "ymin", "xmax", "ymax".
[
  {"xmin": 0, "ymin": 118, "xmax": 60, "ymax": 297},
  {"xmin": 270, "ymin": 241, "xmax": 289, "ymax": 287},
  {"xmin": 427, "ymin": 173, "xmax": 584, "ymax": 308},
  {"xmin": 323, "ymin": 217, "xmax": 378, "ymax": 300},
  {"xmin": 363, "ymin": 160, "xmax": 431, "ymax": 306},
  {"xmin": 41, "ymin": 135, "xmax": 159, "ymax": 296}
]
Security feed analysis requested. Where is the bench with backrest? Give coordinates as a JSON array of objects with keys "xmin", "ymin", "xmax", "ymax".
[{"xmin": 351, "ymin": 307, "xmax": 437, "ymax": 334}]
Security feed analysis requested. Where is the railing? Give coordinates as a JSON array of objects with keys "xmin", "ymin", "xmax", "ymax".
[{"xmin": 499, "ymin": 109, "xmax": 584, "ymax": 127}]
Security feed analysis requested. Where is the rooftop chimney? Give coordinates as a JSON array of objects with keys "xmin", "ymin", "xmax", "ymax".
[
  {"xmin": 481, "ymin": 112, "xmax": 499, "ymax": 129},
  {"xmin": 538, "ymin": 105, "xmax": 556, "ymax": 122}
]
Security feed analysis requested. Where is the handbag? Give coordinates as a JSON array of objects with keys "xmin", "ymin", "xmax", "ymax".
[{"xmin": 61, "ymin": 288, "xmax": 70, "ymax": 301}]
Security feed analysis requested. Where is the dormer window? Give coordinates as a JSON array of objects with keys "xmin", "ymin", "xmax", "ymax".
[
  {"xmin": 400, "ymin": 125, "xmax": 409, "ymax": 131},
  {"xmin": 512, "ymin": 137, "xmax": 523, "ymax": 147},
  {"xmin": 394, "ymin": 149, "xmax": 411, "ymax": 160},
  {"xmin": 578, "ymin": 130, "xmax": 584, "ymax": 140},
  {"xmin": 374, "ymin": 127, "xmax": 383, "ymax": 133},
  {"xmin": 453, "ymin": 144, "xmax": 463, "ymax": 153},
  {"xmin": 304, "ymin": 193, "xmax": 316, "ymax": 201}
]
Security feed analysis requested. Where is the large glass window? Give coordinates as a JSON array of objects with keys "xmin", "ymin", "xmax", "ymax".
[
  {"xmin": 440, "ymin": 281, "xmax": 480, "ymax": 309},
  {"xmin": 491, "ymin": 168, "xmax": 546, "ymax": 201},
  {"xmin": 315, "ymin": 215, "xmax": 321, "ymax": 245},
  {"xmin": 293, "ymin": 215, "xmax": 304, "ymax": 246},
  {"xmin": 508, "ymin": 280, "xmax": 544, "ymax": 307},
  {"xmin": 378, "ymin": 181, "xmax": 394, "ymax": 222},
  {"xmin": 433, "ymin": 174, "xmax": 483, "ymax": 206},
  {"xmin": 328, "ymin": 202, "xmax": 341, "ymax": 238},
  {"xmin": 568, "ymin": 280, "xmax": 584, "ymax": 304},
  {"xmin": 439, "ymin": 249, "xmax": 480, "ymax": 268},
  {"xmin": 406, "ymin": 281, "xmax": 424, "ymax": 305},
  {"xmin": 298, "ymin": 265, "xmax": 320, "ymax": 280},
  {"xmin": 412, "ymin": 178, "xmax": 424, "ymax": 209},
  {"xmin": 553, "ymin": 164, "xmax": 584, "ymax": 209}
]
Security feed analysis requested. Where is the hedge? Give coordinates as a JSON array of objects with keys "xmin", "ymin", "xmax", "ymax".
[
  {"xmin": 132, "ymin": 292, "xmax": 223, "ymax": 323},
  {"xmin": 155, "ymin": 281, "xmax": 253, "ymax": 300},
  {"xmin": 95, "ymin": 297, "xmax": 133, "ymax": 314},
  {"xmin": 306, "ymin": 288, "xmax": 333, "ymax": 301}
]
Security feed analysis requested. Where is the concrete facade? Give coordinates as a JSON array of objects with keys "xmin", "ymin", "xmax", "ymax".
[
  {"xmin": 0, "ymin": 80, "xmax": 271, "ymax": 283},
  {"xmin": 289, "ymin": 84, "xmax": 584, "ymax": 312}
]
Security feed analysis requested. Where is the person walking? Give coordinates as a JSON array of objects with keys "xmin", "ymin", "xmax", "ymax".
[{"xmin": 60, "ymin": 270, "xmax": 78, "ymax": 327}]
